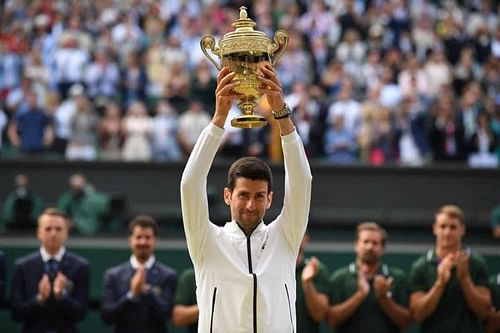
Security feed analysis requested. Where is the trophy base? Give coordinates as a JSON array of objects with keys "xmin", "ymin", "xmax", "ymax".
[{"xmin": 231, "ymin": 115, "xmax": 267, "ymax": 128}]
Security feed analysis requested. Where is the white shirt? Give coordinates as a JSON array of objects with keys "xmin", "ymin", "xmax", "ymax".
[
  {"xmin": 129, "ymin": 255, "xmax": 155, "ymax": 270},
  {"xmin": 40, "ymin": 246, "xmax": 66, "ymax": 262}
]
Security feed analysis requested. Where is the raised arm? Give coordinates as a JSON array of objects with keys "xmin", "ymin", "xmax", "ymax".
[
  {"xmin": 257, "ymin": 65, "xmax": 312, "ymax": 247},
  {"xmin": 180, "ymin": 67, "xmax": 241, "ymax": 261}
]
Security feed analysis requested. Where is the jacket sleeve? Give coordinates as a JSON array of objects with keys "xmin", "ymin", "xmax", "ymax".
[
  {"xmin": 143, "ymin": 270, "xmax": 178, "ymax": 322},
  {"xmin": 276, "ymin": 130, "xmax": 313, "ymax": 251},
  {"xmin": 56, "ymin": 259, "xmax": 89, "ymax": 322},
  {"xmin": 10, "ymin": 262, "xmax": 43, "ymax": 322},
  {"xmin": 100, "ymin": 269, "xmax": 134, "ymax": 325},
  {"xmin": 180, "ymin": 123, "xmax": 224, "ymax": 262}
]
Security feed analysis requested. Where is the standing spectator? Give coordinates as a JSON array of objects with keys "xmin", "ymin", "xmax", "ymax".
[
  {"xmin": 7, "ymin": 90, "xmax": 53, "ymax": 155},
  {"xmin": 327, "ymin": 222, "xmax": 412, "ymax": 333},
  {"xmin": 409, "ymin": 205, "xmax": 492, "ymax": 333},
  {"xmin": 172, "ymin": 267, "xmax": 198, "ymax": 333},
  {"xmin": 467, "ymin": 112, "xmax": 498, "ymax": 168},
  {"xmin": 485, "ymin": 273, "xmax": 500, "ymax": 333},
  {"xmin": 83, "ymin": 47, "xmax": 120, "ymax": 104},
  {"xmin": 121, "ymin": 101, "xmax": 153, "ymax": 161},
  {"xmin": 65, "ymin": 94, "xmax": 99, "ymax": 161},
  {"xmin": 177, "ymin": 100, "xmax": 211, "ymax": 156},
  {"xmin": 324, "ymin": 115, "xmax": 358, "ymax": 164},
  {"xmin": 122, "ymin": 51, "xmax": 148, "ymax": 107},
  {"xmin": 152, "ymin": 100, "xmax": 182, "ymax": 162},
  {"xmin": 10, "ymin": 208, "xmax": 90, "ymax": 332},
  {"xmin": 428, "ymin": 96, "xmax": 466, "ymax": 162},
  {"xmin": 52, "ymin": 84, "xmax": 84, "ymax": 156},
  {"xmin": 297, "ymin": 233, "xmax": 330, "ymax": 333},
  {"xmin": 101, "ymin": 215, "xmax": 177, "ymax": 333},
  {"xmin": 98, "ymin": 101, "xmax": 123, "ymax": 161},
  {"xmin": 1, "ymin": 174, "xmax": 44, "ymax": 232},
  {"xmin": 52, "ymin": 34, "xmax": 90, "ymax": 99}
]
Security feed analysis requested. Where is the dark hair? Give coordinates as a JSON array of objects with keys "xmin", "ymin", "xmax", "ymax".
[
  {"xmin": 129, "ymin": 215, "xmax": 159, "ymax": 236},
  {"xmin": 227, "ymin": 157, "xmax": 273, "ymax": 192},
  {"xmin": 38, "ymin": 208, "xmax": 70, "ymax": 224},
  {"xmin": 356, "ymin": 222, "xmax": 387, "ymax": 247}
]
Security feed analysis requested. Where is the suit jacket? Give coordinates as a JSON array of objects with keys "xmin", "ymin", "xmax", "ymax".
[
  {"xmin": 10, "ymin": 250, "xmax": 90, "ymax": 333},
  {"xmin": 0, "ymin": 250, "xmax": 5, "ymax": 305},
  {"xmin": 101, "ymin": 260, "xmax": 177, "ymax": 333}
]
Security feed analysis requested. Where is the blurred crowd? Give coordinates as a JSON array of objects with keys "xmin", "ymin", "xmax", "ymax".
[{"xmin": 0, "ymin": 0, "xmax": 499, "ymax": 166}]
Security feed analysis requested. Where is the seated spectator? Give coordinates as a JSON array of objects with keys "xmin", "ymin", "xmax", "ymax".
[
  {"xmin": 7, "ymin": 89, "xmax": 54, "ymax": 155},
  {"xmin": 57, "ymin": 173, "xmax": 109, "ymax": 236},
  {"xmin": 467, "ymin": 112, "xmax": 498, "ymax": 168},
  {"xmin": 1, "ymin": 174, "xmax": 43, "ymax": 232},
  {"xmin": 177, "ymin": 100, "xmax": 211, "ymax": 156}
]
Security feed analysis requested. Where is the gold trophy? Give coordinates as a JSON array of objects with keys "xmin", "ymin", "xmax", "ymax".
[{"xmin": 200, "ymin": 6, "xmax": 288, "ymax": 128}]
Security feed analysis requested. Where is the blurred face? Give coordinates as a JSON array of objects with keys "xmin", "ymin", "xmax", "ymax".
[
  {"xmin": 355, "ymin": 230, "xmax": 384, "ymax": 265},
  {"xmin": 37, "ymin": 214, "xmax": 68, "ymax": 255},
  {"xmin": 224, "ymin": 178, "xmax": 272, "ymax": 233},
  {"xmin": 433, "ymin": 213, "xmax": 464, "ymax": 251},
  {"xmin": 129, "ymin": 226, "xmax": 156, "ymax": 263}
]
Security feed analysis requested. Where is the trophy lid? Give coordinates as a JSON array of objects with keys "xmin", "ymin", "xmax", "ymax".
[{"xmin": 219, "ymin": 6, "xmax": 272, "ymax": 56}]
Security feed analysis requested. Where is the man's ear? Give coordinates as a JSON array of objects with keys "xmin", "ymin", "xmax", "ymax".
[
  {"xmin": 223, "ymin": 187, "xmax": 231, "ymax": 205},
  {"xmin": 266, "ymin": 191, "xmax": 273, "ymax": 209}
]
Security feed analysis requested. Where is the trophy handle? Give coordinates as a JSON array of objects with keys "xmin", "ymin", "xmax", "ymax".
[
  {"xmin": 200, "ymin": 35, "xmax": 222, "ymax": 70},
  {"xmin": 270, "ymin": 30, "xmax": 288, "ymax": 66}
]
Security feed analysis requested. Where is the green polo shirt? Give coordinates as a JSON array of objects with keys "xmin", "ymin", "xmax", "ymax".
[
  {"xmin": 409, "ymin": 249, "xmax": 490, "ymax": 333},
  {"xmin": 328, "ymin": 262, "xmax": 409, "ymax": 333},
  {"xmin": 490, "ymin": 273, "xmax": 500, "ymax": 310},
  {"xmin": 296, "ymin": 258, "xmax": 330, "ymax": 333},
  {"xmin": 173, "ymin": 268, "xmax": 197, "ymax": 333}
]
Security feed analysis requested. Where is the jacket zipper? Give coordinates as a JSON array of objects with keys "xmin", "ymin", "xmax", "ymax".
[
  {"xmin": 284, "ymin": 284, "xmax": 294, "ymax": 333},
  {"xmin": 210, "ymin": 287, "xmax": 217, "ymax": 333},
  {"xmin": 247, "ymin": 236, "xmax": 257, "ymax": 333}
]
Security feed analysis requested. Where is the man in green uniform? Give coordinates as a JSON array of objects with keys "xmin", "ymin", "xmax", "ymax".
[
  {"xmin": 327, "ymin": 222, "xmax": 411, "ymax": 333},
  {"xmin": 172, "ymin": 267, "xmax": 198, "ymax": 333},
  {"xmin": 485, "ymin": 273, "xmax": 500, "ymax": 333},
  {"xmin": 296, "ymin": 233, "xmax": 329, "ymax": 333},
  {"xmin": 409, "ymin": 204, "xmax": 491, "ymax": 333}
]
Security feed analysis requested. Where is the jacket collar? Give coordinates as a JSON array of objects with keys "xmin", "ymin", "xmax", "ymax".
[
  {"xmin": 348, "ymin": 262, "xmax": 390, "ymax": 277},
  {"xmin": 226, "ymin": 220, "xmax": 266, "ymax": 238},
  {"xmin": 40, "ymin": 246, "xmax": 65, "ymax": 262}
]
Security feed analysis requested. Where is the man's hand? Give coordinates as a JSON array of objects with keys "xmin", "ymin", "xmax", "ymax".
[
  {"xmin": 373, "ymin": 275, "xmax": 393, "ymax": 300},
  {"xmin": 302, "ymin": 256, "xmax": 320, "ymax": 283},
  {"xmin": 38, "ymin": 274, "xmax": 51, "ymax": 303},
  {"xmin": 53, "ymin": 272, "xmax": 67, "ymax": 298},
  {"xmin": 357, "ymin": 264, "xmax": 370, "ymax": 296},
  {"xmin": 256, "ymin": 64, "xmax": 284, "ymax": 112},
  {"xmin": 130, "ymin": 265, "xmax": 146, "ymax": 298},
  {"xmin": 456, "ymin": 251, "xmax": 470, "ymax": 282},
  {"xmin": 436, "ymin": 253, "xmax": 455, "ymax": 286},
  {"xmin": 213, "ymin": 67, "xmax": 242, "ymax": 127}
]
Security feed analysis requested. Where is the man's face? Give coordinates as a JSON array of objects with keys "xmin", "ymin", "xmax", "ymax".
[
  {"xmin": 224, "ymin": 178, "xmax": 273, "ymax": 232},
  {"xmin": 433, "ymin": 213, "xmax": 464, "ymax": 251},
  {"xmin": 355, "ymin": 230, "xmax": 384, "ymax": 265},
  {"xmin": 37, "ymin": 215, "xmax": 68, "ymax": 254},
  {"xmin": 129, "ymin": 226, "xmax": 156, "ymax": 262}
]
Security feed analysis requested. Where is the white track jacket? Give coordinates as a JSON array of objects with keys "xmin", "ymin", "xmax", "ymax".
[{"xmin": 180, "ymin": 123, "xmax": 312, "ymax": 333}]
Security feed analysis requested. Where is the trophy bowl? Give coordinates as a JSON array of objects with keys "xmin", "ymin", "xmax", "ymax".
[{"xmin": 200, "ymin": 6, "xmax": 288, "ymax": 128}]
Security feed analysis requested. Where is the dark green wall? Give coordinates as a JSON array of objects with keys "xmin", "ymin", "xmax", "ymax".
[{"xmin": 1, "ymin": 245, "xmax": 499, "ymax": 333}]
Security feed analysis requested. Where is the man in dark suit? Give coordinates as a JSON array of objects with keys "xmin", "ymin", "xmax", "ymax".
[
  {"xmin": 101, "ymin": 215, "xmax": 177, "ymax": 333},
  {"xmin": 0, "ymin": 250, "xmax": 6, "ymax": 305},
  {"xmin": 10, "ymin": 208, "xmax": 90, "ymax": 333}
]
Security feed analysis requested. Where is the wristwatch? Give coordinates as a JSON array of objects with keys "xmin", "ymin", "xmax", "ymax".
[{"xmin": 272, "ymin": 104, "xmax": 291, "ymax": 120}]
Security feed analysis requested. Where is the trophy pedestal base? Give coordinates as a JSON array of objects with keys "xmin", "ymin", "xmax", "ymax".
[{"xmin": 231, "ymin": 115, "xmax": 267, "ymax": 128}]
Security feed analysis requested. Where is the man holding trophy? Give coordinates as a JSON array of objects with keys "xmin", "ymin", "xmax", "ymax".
[{"xmin": 180, "ymin": 8, "xmax": 312, "ymax": 332}]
